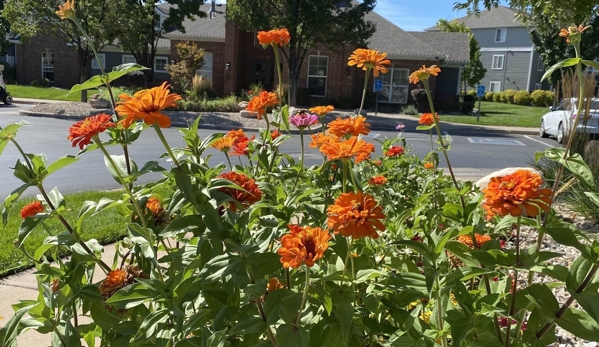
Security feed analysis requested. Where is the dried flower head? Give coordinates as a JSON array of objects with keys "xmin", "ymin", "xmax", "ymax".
[
  {"xmin": 482, "ymin": 169, "xmax": 552, "ymax": 219},
  {"xmin": 327, "ymin": 191, "xmax": 386, "ymax": 239},
  {"xmin": 68, "ymin": 114, "xmax": 115, "ymax": 149},
  {"xmin": 559, "ymin": 24, "xmax": 590, "ymax": 43},
  {"xmin": 115, "ymin": 82, "xmax": 181, "ymax": 128},
  {"xmin": 409, "ymin": 65, "xmax": 441, "ymax": 84},
  {"xmin": 267, "ymin": 277, "xmax": 285, "ymax": 293},
  {"xmin": 56, "ymin": 0, "xmax": 76, "ymax": 19},
  {"xmin": 100, "ymin": 265, "xmax": 148, "ymax": 300},
  {"xmin": 278, "ymin": 225, "xmax": 331, "ymax": 268},
  {"xmin": 347, "ymin": 49, "xmax": 391, "ymax": 77},
  {"xmin": 21, "ymin": 201, "xmax": 45, "ymax": 219},
  {"xmin": 50, "ymin": 279, "xmax": 60, "ymax": 293}
]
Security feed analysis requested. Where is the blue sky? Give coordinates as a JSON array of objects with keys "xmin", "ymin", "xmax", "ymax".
[{"xmin": 372, "ymin": 0, "xmax": 467, "ymax": 31}]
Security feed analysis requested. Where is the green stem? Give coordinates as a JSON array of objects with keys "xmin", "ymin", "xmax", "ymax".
[
  {"xmin": 153, "ymin": 123, "xmax": 181, "ymax": 168},
  {"xmin": 515, "ymin": 216, "xmax": 522, "ymax": 266},
  {"xmin": 295, "ymin": 267, "xmax": 310, "ymax": 327},
  {"xmin": 340, "ymin": 237, "xmax": 353, "ymax": 288},
  {"xmin": 320, "ymin": 115, "xmax": 326, "ymax": 135},
  {"xmin": 273, "ymin": 45, "xmax": 284, "ymax": 126},
  {"xmin": 423, "ymin": 80, "xmax": 465, "ymax": 210},
  {"xmin": 41, "ymin": 222, "xmax": 68, "ymax": 258},
  {"xmin": 358, "ymin": 70, "xmax": 371, "ymax": 116},
  {"xmin": 9, "ymin": 138, "xmax": 34, "ymax": 172},
  {"xmin": 225, "ymin": 152, "xmax": 233, "ymax": 171},
  {"xmin": 436, "ymin": 276, "xmax": 447, "ymax": 347},
  {"xmin": 299, "ymin": 129, "xmax": 305, "ymax": 170}
]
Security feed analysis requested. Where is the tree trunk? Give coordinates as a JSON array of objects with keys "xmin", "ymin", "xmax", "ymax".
[
  {"xmin": 80, "ymin": 72, "xmax": 87, "ymax": 102},
  {"xmin": 288, "ymin": 69, "xmax": 298, "ymax": 106}
]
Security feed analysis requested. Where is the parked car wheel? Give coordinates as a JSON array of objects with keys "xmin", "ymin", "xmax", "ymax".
[
  {"xmin": 557, "ymin": 123, "xmax": 564, "ymax": 144},
  {"xmin": 540, "ymin": 120, "xmax": 549, "ymax": 138},
  {"xmin": 3, "ymin": 95, "xmax": 12, "ymax": 105}
]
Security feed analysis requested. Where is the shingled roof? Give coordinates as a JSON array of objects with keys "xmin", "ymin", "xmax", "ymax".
[
  {"xmin": 163, "ymin": 3, "xmax": 226, "ymax": 40},
  {"xmin": 408, "ymin": 32, "xmax": 469, "ymax": 63},
  {"xmin": 426, "ymin": 6, "xmax": 524, "ymax": 31}
]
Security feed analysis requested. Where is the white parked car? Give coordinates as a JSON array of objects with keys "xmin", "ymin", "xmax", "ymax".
[{"xmin": 540, "ymin": 98, "xmax": 599, "ymax": 143}]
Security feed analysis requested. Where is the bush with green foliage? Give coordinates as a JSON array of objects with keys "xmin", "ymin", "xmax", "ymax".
[
  {"xmin": 30, "ymin": 78, "xmax": 51, "ymax": 87},
  {"xmin": 485, "ymin": 91, "xmax": 495, "ymax": 101},
  {"xmin": 0, "ymin": 62, "xmax": 16, "ymax": 83},
  {"xmin": 466, "ymin": 89, "xmax": 477, "ymax": 97},
  {"xmin": 401, "ymin": 104, "xmax": 419, "ymax": 115},
  {"xmin": 531, "ymin": 90, "xmax": 547, "ymax": 107},
  {"xmin": 493, "ymin": 91, "xmax": 502, "ymax": 102},
  {"xmin": 411, "ymin": 88, "xmax": 429, "ymax": 112},
  {"xmin": 166, "ymin": 42, "xmax": 205, "ymax": 93},
  {"xmin": 174, "ymin": 95, "xmax": 240, "ymax": 112},
  {"xmin": 190, "ymin": 75, "xmax": 217, "ymax": 100},
  {"xmin": 544, "ymin": 90, "xmax": 555, "ymax": 107},
  {"xmin": 502, "ymin": 89, "xmax": 517, "ymax": 103},
  {"xmin": 513, "ymin": 90, "xmax": 531, "ymax": 105},
  {"xmin": 98, "ymin": 86, "xmax": 143, "ymax": 102},
  {"xmin": 461, "ymin": 94, "xmax": 476, "ymax": 114}
]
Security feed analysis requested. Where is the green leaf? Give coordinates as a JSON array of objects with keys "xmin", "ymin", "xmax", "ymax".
[
  {"xmin": 134, "ymin": 309, "xmax": 170, "ymax": 341},
  {"xmin": 263, "ymin": 289, "xmax": 294, "ymax": 325},
  {"xmin": 90, "ymin": 302, "xmax": 121, "ymax": 331},
  {"xmin": 555, "ymin": 308, "xmax": 599, "ymax": 341},
  {"xmin": 334, "ymin": 303, "xmax": 353, "ymax": 345},
  {"xmin": 542, "ymin": 57, "xmax": 580, "ymax": 82},
  {"xmin": 127, "ymin": 223, "xmax": 155, "ymax": 261},
  {"xmin": 276, "ymin": 324, "xmax": 309, "ymax": 347},
  {"xmin": 566, "ymin": 257, "xmax": 596, "ymax": 291},
  {"xmin": 104, "ymin": 155, "xmax": 135, "ymax": 184},
  {"xmin": 68, "ymin": 63, "xmax": 149, "ymax": 95},
  {"xmin": 105, "ymin": 282, "xmax": 159, "ymax": 309},
  {"xmin": 0, "ymin": 121, "xmax": 29, "ymax": 156},
  {"xmin": 416, "ymin": 125, "xmax": 434, "ymax": 131},
  {"xmin": 0, "ymin": 305, "xmax": 32, "ymax": 346},
  {"xmin": 355, "ymin": 269, "xmax": 387, "ymax": 283},
  {"xmin": 525, "ymin": 284, "xmax": 560, "ymax": 318},
  {"xmin": 582, "ymin": 59, "xmax": 599, "ymax": 71},
  {"xmin": 281, "ymin": 104, "xmax": 290, "ymax": 131},
  {"xmin": 46, "ymin": 186, "xmax": 65, "ymax": 210},
  {"xmin": 206, "ymin": 329, "xmax": 228, "ymax": 347},
  {"xmin": 541, "ymin": 147, "xmax": 595, "ymax": 190},
  {"xmin": 17, "ymin": 213, "xmax": 50, "ymax": 248},
  {"xmin": 159, "ymin": 215, "xmax": 203, "ymax": 238},
  {"xmin": 279, "ymin": 293, "xmax": 303, "ymax": 325},
  {"xmin": 46, "ymin": 155, "xmax": 78, "ymax": 176},
  {"xmin": 227, "ymin": 317, "xmax": 265, "ymax": 336}
]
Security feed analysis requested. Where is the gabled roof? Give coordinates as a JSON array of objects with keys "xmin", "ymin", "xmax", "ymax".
[
  {"xmin": 408, "ymin": 32, "xmax": 470, "ymax": 63},
  {"xmin": 163, "ymin": 3, "xmax": 226, "ymax": 41},
  {"xmin": 426, "ymin": 6, "xmax": 524, "ymax": 31}
]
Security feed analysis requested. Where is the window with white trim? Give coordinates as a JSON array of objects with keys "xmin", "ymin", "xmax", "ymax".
[
  {"xmin": 495, "ymin": 28, "xmax": 507, "ymax": 42},
  {"xmin": 92, "ymin": 54, "xmax": 105, "ymax": 70},
  {"xmin": 535, "ymin": 83, "xmax": 542, "ymax": 90},
  {"xmin": 489, "ymin": 81, "xmax": 501, "ymax": 92},
  {"xmin": 122, "ymin": 55, "xmax": 136, "ymax": 65},
  {"xmin": 41, "ymin": 52, "xmax": 54, "ymax": 82},
  {"xmin": 307, "ymin": 55, "xmax": 328, "ymax": 96},
  {"xmin": 537, "ymin": 56, "xmax": 544, "ymax": 71},
  {"xmin": 380, "ymin": 64, "xmax": 409, "ymax": 103},
  {"xmin": 492, "ymin": 55, "xmax": 504, "ymax": 70},
  {"xmin": 196, "ymin": 52, "xmax": 213, "ymax": 84},
  {"xmin": 154, "ymin": 57, "xmax": 168, "ymax": 72}
]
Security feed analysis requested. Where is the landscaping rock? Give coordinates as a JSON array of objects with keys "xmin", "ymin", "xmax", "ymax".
[
  {"xmin": 240, "ymin": 110, "xmax": 257, "ymax": 118},
  {"xmin": 238, "ymin": 101, "xmax": 249, "ymax": 109},
  {"xmin": 475, "ymin": 167, "xmax": 542, "ymax": 190},
  {"xmin": 88, "ymin": 94, "xmax": 111, "ymax": 109}
]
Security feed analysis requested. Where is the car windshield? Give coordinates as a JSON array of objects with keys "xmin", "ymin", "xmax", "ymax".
[{"xmin": 569, "ymin": 99, "xmax": 599, "ymax": 111}]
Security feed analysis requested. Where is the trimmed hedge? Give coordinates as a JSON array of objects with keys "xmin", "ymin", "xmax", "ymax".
[
  {"xmin": 485, "ymin": 91, "xmax": 495, "ymax": 101},
  {"xmin": 493, "ymin": 92, "xmax": 502, "ymax": 103},
  {"xmin": 513, "ymin": 90, "xmax": 531, "ymax": 105},
  {"xmin": 502, "ymin": 89, "xmax": 517, "ymax": 104},
  {"xmin": 531, "ymin": 90, "xmax": 554, "ymax": 107}
]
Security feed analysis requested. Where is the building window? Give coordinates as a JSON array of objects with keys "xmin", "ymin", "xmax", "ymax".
[
  {"xmin": 492, "ymin": 55, "xmax": 504, "ymax": 70},
  {"xmin": 41, "ymin": 52, "xmax": 54, "ymax": 82},
  {"xmin": 489, "ymin": 81, "xmax": 501, "ymax": 92},
  {"xmin": 154, "ymin": 57, "xmax": 168, "ymax": 72},
  {"xmin": 122, "ymin": 55, "xmax": 136, "ymax": 65},
  {"xmin": 588, "ymin": 57, "xmax": 599, "ymax": 73},
  {"xmin": 92, "ymin": 54, "xmax": 105, "ymax": 70},
  {"xmin": 196, "ymin": 52, "xmax": 213, "ymax": 84},
  {"xmin": 537, "ymin": 56, "xmax": 544, "ymax": 71},
  {"xmin": 380, "ymin": 64, "xmax": 409, "ymax": 103},
  {"xmin": 535, "ymin": 83, "xmax": 542, "ymax": 90},
  {"xmin": 495, "ymin": 28, "xmax": 507, "ymax": 42},
  {"xmin": 307, "ymin": 55, "xmax": 328, "ymax": 96}
]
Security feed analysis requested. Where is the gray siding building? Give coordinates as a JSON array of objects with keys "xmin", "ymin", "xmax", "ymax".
[{"xmin": 427, "ymin": 6, "xmax": 550, "ymax": 92}]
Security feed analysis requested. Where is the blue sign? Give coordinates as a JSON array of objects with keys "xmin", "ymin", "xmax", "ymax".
[
  {"xmin": 374, "ymin": 79, "xmax": 383, "ymax": 92},
  {"xmin": 477, "ymin": 85, "xmax": 485, "ymax": 97}
]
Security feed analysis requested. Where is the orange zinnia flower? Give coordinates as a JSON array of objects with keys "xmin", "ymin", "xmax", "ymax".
[
  {"xmin": 267, "ymin": 277, "xmax": 285, "ymax": 292},
  {"xmin": 278, "ymin": 225, "xmax": 331, "ymax": 268},
  {"xmin": 409, "ymin": 65, "xmax": 441, "ymax": 84},
  {"xmin": 21, "ymin": 201, "xmax": 44, "ymax": 219},
  {"xmin": 227, "ymin": 129, "xmax": 246, "ymax": 141},
  {"xmin": 211, "ymin": 136, "xmax": 235, "ymax": 152},
  {"xmin": 246, "ymin": 91, "xmax": 279, "ymax": 120},
  {"xmin": 56, "ymin": 0, "xmax": 76, "ymax": 19},
  {"xmin": 230, "ymin": 136, "xmax": 254, "ymax": 156},
  {"xmin": 68, "ymin": 113, "xmax": 115, "ymax": 149},
  {"xmin": 424, "ymin": 161, "xmax": 435, "ymax": 169},
  {"xmin": 309, "ymin": 105, "xmax": 335, "ymax": 116},
  {"xmin": 347, "ymin": 49, "xmax": 391, "ymax": 77},
  {"xmin": 257, "ymin": 28, "xmax": 291, "ymax": 46},
  {"xmin": 146, "ymin": 197, "xmax": 163, "ymax": 215},
  {"xmin": 482, "ymin": 169, "xmax": 552, "ymax": 219},
  {"xmin": 386, "ymin": 146, "xmax": 405, "ymax": 157},
  {"xmin": 115, "ymin": 82, "xmax": 181, "ymax": 128},
  {"xmin": 327, "ymin": 115, "xmax": 370, "ymax": 138},
  {"xmin": 458, "ymin": 234, "xmax": 492, "ymax": 248},
  {"xmin": 100, "ymin": 265, "xmax": 148, "ymax": 300},
  {"xmin": 218, "ymin": 172, "xmax": 262, "ymax": 211},
  {"xmin": 309, "ymin": 133, "xmax": 337, "ymax": 148},
  {"xmin": 369, "ymin": 175, "xmax": 387, "ymax": 185},
  {"xmin": 271, "ymin": 130, "xmax": 282, "ymax": 140},
  {"xmin": 319, "ymin": 136, "xmax": 375, "ymax": 163},
  {"xmin": 559, "ymin": 24, "xmax": 590, "ymax": 43},
  {"xmin": 418, "ymin": 113, "xmax": 439, "ymax": 126},
  {"xmin": 327, "ymin": 191, "xmax": 385, "ymax": 239}
]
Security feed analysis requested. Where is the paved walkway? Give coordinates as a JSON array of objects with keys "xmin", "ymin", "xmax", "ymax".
[{"xmin": 2, "ymin": 97, "xmax": 538, "ymax": 345}]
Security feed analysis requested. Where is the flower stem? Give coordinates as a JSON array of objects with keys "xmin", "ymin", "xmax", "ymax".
[
  {"xmin": 423, "ymin": 80, "xmax": 465, "ymax": 210},
  {"xmin": 299, "ymin": 129, "xmax": 305, "ymax": 170},
  {"xmin": 273, "ymin": 45, "xmax": 284, "ymax": 127},
  {"xmin": 152, "ymin": 123, "xmax": 181, "ymax": 168},
  {"xmin": 342, "ymin": 160, "xmax": 347, "ymax": 193},
  {"xmin": 9, "ymin": 138, "xmax": 34, "ymax": 172},
  {"xmin": 515, "ymin": 215, "xmax": 522, "ymax": 265},
  {"xmin": 295, "ymin": 267, "xmax": 311, "ymax": 327},
  {"xmin": 225, "ymin": 152, "xmax": 233, "ymax": 171},
  {"xmin": 340, "ymin": 237, "xmax": 353, "ymax": 288},
  {"xmin": 358, "ymin": 71, "xmax": 371, "ymax": 116}
]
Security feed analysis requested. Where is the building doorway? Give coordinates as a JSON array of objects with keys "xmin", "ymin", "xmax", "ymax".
[{"xmin": 253, "ymin": 61, "xmax": 275, "ymax": 91}]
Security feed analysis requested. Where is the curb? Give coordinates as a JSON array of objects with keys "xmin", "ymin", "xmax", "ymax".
[{"xmin": 17, "ymin": 110, "xmax": 539, "ymax": 136}]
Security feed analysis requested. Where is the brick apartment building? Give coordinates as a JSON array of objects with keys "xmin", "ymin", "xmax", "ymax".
[{"xmin": 8, "ymin": 3, "xmax": 469, "ymax": 107}]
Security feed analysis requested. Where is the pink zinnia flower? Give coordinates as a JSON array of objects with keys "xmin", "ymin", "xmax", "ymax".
[{"xmin": 290, "ymin": 112, "xmax": 319, "ymax": 129}]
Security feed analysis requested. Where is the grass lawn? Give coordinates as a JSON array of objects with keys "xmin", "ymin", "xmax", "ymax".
[
  {"xmin": 0, "ymin": 190, "xmax": 129, "ymax": 277},
  {"xmin": 436, "ymin": 101, "xmax": 547, "ymax": 128},
  {"xmin": 7, "ymin": 84, "xmax": 87, "ymax": 102}
]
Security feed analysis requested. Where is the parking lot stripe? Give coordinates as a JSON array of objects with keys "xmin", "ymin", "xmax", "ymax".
[{"xmin": 523, "ymin": 135, "xmax": 553, "ymax": 147}]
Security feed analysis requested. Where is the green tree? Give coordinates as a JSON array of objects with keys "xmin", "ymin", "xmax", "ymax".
[
  {"xmin": 0, "ymin": 0, "xmax": 12, "ymax": 56},
  {"xmin": 2, "ymin": 0, "xmax": 118, "ymax": 101},
  {"xmin": 108, "ymin": 0, "xmax": 207, "ymax": 85},
  {"xmin": 226, "ymin": 0, "xmax": 376, "ymax": 106},
  {"xmin": 436, "ymin": 19, "xmax": 486, "ymax": 94}
]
